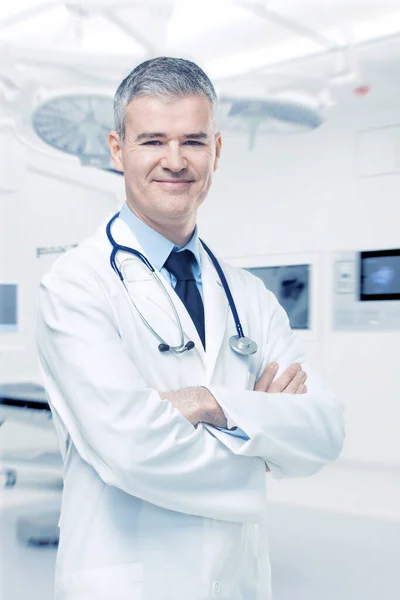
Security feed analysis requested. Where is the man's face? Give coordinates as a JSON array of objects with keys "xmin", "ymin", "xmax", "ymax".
[{"xmin": 108, "ymin": 95, "xmax": 222, "ymax": 233}]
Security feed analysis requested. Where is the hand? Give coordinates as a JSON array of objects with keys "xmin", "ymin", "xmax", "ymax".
[
  {"xmin": 256, "ymin": 362, "xmax": 307, "ymax": 473},
  {"xmin": 255, "ymin": 361, "xmax": 307, "ymax": 394}
]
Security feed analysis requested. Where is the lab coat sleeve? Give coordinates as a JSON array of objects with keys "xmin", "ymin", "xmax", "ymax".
[
  {"xmin": 35, "ymin": 266, "xmax": 266, "ymax": 523},
  {"xmin": 207, "ymin": 285, "xmax": 345, "ymax": 479}
]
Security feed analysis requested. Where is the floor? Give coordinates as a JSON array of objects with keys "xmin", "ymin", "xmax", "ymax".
[
  {"xmin": 1, "ymin": 485, "xmax": 400, "ymax": 600},
  {"xmin": 0, "ymin": 487, "xmax": 59, "ymax": 600},
  {"xmin": 268, "ymin": 503, "xmax": 400, "ymax": 600}
]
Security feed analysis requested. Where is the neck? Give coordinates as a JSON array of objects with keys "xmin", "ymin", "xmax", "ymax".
[{"xmin": 126, "ymin": 202, "xmax": 196, "ymax": 247}]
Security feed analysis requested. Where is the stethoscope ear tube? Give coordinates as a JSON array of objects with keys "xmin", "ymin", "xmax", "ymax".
[
  {"xmin": 119, "ymin": 268, "xmax": 189, "ymax": 353},
  {"xmin": 159, "ymin": 341, "xmax": 195, "ymax": 353}
]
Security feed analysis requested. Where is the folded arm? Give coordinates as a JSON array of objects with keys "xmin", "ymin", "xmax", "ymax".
[
  {"xmin": 36, "ymin": 268, "xmax": 266, "ymax": 523},
  {"xmin": 205, "ymin": 288, "xmax": 345, "ymax": 478}
]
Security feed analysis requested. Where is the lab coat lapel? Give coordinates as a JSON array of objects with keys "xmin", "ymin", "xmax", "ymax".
[
  {"xmin": 200, "ymin": 244, "xmax": 229, "ymax": 382},
  {"xmin": 106, "ymin": 217, "xmax": 206, "ymax": 364}
]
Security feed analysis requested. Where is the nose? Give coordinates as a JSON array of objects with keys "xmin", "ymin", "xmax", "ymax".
[{"xmin": 160, "ymin": 142, "xmax": 187, "ymax": 173}]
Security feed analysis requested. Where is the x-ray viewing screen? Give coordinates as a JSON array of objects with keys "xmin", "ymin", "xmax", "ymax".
[
  {"xmin": 0, "ymin": 284, "xmax": 18, "ymax": 332},
  {"xmin": 246, "ymin": 265, "xmax": 310, "ymax": 329},
  {"xmin": 360, "ymin": 249, "xmax": 400, "ymax": 301}
]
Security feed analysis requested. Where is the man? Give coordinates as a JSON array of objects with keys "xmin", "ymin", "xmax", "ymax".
[{"xmin": 36, "ymin": 57, "xmax": 344, "ymax": 600}]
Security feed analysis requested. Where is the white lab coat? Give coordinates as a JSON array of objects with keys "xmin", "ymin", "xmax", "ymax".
[{"xmin": 36, "ymin": 215, "xmax": 344, "ymax": 600}]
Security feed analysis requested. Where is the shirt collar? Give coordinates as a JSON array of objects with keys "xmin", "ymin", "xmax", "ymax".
[{"xmin": 118, "ymin": 203, "xmax": 201, "ymax": 272}]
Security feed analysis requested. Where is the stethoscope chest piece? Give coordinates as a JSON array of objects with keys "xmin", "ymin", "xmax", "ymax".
[{"xmin": 229, "ymin": 335, "xmax": 258, "ymax": 356}]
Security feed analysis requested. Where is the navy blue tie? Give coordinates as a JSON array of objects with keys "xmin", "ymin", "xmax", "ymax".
[{"xmin": 164, "ymin": 250, "xmax": 205, "ymax": 349}]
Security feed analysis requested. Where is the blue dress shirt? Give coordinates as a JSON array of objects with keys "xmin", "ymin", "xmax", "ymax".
[
  {"xmin": 119, "ymin": 203, "xmax": 249, "ymax": 440},
  {"xmin": 119, "ymin": 203, "xmax": 203, "ymax": 296}
]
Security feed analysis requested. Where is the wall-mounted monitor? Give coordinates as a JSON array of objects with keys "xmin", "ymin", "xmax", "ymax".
[
  {"xmin": 224, "ymin": 252, "xmax": 320, "ymax": 342},
  {"xmin": 360, "ymin": 249, "xmax": 400, "ymax": 301},
  {"xmin": 245, "ymin": 264, "xmax": 310, "ymax": 330},
  {"xmin": 0, "ymin": 283, "xmax": 18, "ymax": 333}
]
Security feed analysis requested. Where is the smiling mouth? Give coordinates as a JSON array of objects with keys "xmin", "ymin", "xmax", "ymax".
[{"xmin": 153, "ymin": 180, "xmax": 194, "ymax": 189}]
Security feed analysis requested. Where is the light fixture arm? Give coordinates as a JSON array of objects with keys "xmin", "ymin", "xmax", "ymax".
[
  {"xmin": 103, "ymin": 10, "xmax": 159, "ymax": 56},
  {"xmin": 0, "ymin": 2, "xmax": 59, "ymax": 32},
  {"xmin": 233, "ymin": 0, "xmax": 341, "ymax": 51}
]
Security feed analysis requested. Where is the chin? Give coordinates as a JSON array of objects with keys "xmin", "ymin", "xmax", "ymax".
[{"xmin": 158, "ymin": 194, "xmax": 198, "ymax": 214}]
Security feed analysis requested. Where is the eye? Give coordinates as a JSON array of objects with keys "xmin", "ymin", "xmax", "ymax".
[
  {"xmin": 142, "ymin": 140, "xmax": 163, "ymax": 146},
  {"xmin": 184, "ymin": 140, "xmax": 204, "ymax": 146}
]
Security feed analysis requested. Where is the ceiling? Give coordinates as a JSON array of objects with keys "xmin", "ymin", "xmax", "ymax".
[
  {"xmin": 1, "ymin": 0, "xmax": 400, "ymax": 141},
  {"xmin": 0, "ymin": 2, "xmax": 399, "ymax": 79}
]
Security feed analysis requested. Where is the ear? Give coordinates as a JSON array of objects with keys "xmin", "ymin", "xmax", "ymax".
[
  {"xmin": 108, "ymin": 131, "xmax": 124, "ymax": 172},
  {"xmin": 213, "ymin": 133, "xmax": 222, "ymax": 172}
]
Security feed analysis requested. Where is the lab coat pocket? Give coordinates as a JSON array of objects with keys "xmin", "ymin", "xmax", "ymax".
[{"xmin": 56, "ymin": 561, "xmax": 144, "ymax": 600}]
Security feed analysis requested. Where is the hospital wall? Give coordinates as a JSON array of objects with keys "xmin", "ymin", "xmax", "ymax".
[
  {"xmin": 0, "ymin": 139, "xmax": 124, "ymax": 382},
  {"xmin": 0, "ymin": 96, "xmax": 399, "ymax": 467}
]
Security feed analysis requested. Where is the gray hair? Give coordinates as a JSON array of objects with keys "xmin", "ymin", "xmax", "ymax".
[{"xmin": 113, "ymin": 56, "xmax": 217, "ymax": 143}]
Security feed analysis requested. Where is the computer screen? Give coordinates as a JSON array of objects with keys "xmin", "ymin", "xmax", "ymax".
[
  {"xmin": 360, "ymin": 249, "xmax": 400, "ymax": 301},
  {"xmin": 246, "ymin": 264, "xmax": 310, "ymax": 329},
  {"xmin": 0, "ymin": 283, "xmax": 18, "ymax": 332}
]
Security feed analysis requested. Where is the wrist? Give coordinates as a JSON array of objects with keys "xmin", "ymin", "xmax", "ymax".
[
  {"xmin": 195, "ymin": 386, "xmax": 212, "ymax": 423},
  {"xmin": 198, "ymin": 387, "xmax": 227, "ymax": 429}
]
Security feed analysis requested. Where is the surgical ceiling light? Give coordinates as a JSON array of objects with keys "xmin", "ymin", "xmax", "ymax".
[
  {"xmin": 32, "ymin": 92, "xmax": 114, "ymax": 165},
  {"xmin": 218, "ymin": 93, "xmax": 324, "ymax": 148}
]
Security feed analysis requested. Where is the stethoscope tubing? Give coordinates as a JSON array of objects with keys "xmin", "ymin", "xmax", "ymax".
[
  {"xmin": 119, "ymin": 261, "xmax": 187, "ymax": 352},
  {"xmin": 106, "ymin": 212, "xmax": 255, "ymax": 355},
  {"xmin": 200, "ymin": 239, "xmax": 245, "ymax": 339}
]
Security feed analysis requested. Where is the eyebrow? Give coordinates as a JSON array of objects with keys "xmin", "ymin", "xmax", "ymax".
[
  {"xmin": 136, "ymin": 132, "xmax": 166, "ymax": 141},
  {"xmin": 183, "ymin": 132, "xmax": 209, "ymax": 140},
  {"xmin": 136, "ymin": 132, "xmax": 209, "ymax": 141}
]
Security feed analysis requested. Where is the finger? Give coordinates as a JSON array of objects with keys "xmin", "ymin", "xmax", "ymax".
[
  {"xmin": 295, "ymin": 384, "xmax": 308, "ymax": 394},
  {"xmin": 268, "ymin": 362, "xmax": 302, "ymax": 393},
  {"xmin": 285, "ymin": 370, "xmax": 307, "ymax": 394},
  {"xmin": 254, "ymin": 362, "xmax": 279, "ymax": 392},
  {"xmin": 284, "ymin": 370, "xmax": 307, "ymax": 394}
]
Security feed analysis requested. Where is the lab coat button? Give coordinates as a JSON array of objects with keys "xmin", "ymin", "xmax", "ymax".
[{"xmin": 212, "ymin": 581, "xmax": 221, "ymax": 594}]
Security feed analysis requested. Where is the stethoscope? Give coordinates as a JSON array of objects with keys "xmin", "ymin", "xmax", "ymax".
[{"xmin": 106, "ymin": 212, "xmax": 258, "ymax": 357}]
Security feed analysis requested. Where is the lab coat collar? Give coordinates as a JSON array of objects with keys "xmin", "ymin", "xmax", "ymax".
[{"xmin": 101, "ymin": 215, "xmax": 229, "ymax": 380}]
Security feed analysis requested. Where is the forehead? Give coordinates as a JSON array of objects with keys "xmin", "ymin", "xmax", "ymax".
[{"xmin": 124, "ymin": 95, "xmax": 214, "ymax": 134}]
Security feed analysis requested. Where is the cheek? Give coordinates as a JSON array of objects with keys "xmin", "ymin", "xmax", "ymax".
[
  {"xmin": 122, "ymin": 150, "xmax": 156, "ymax": 179},
  {"xmin": 195, "ymin": 152, "xmax": 215, "ymax": 180}
]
